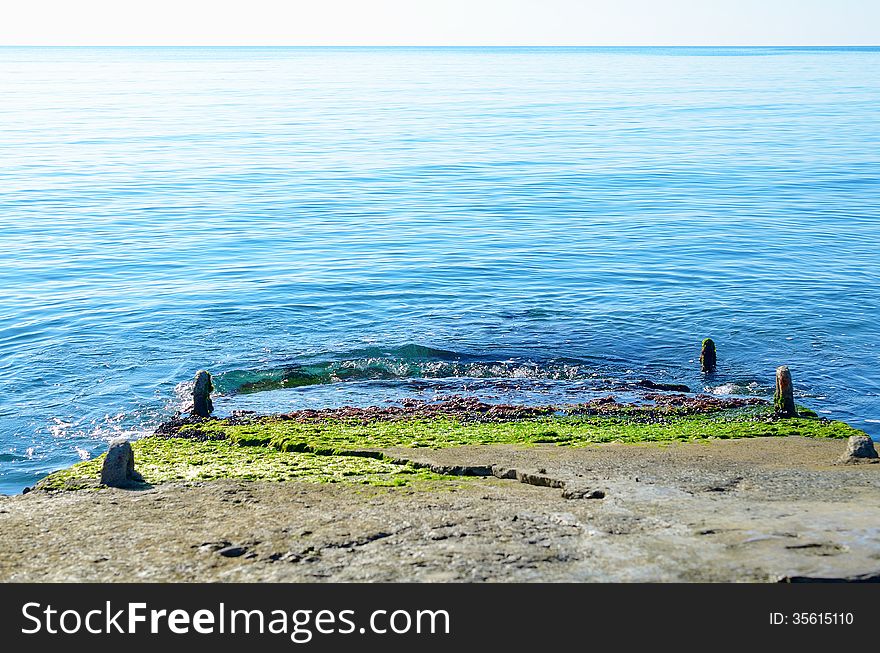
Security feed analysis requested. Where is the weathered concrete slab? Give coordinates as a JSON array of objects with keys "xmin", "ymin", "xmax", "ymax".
[{"xmin": 1, "ymin": 437, "xmax": 878, "ymax": 582}]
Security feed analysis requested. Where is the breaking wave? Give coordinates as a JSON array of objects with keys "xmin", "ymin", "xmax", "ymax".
[{"xmin": 213, "ymin": 345, "xmax": 602, "ymax": 395}]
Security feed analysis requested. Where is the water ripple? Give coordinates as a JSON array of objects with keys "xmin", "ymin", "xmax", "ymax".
[{"xmin": 1, "ymin": 46, "xmax": 879, "ymax": 493}]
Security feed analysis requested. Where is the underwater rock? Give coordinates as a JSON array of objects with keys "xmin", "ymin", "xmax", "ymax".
[
  {"xmin": 839, "ymin": 435, "xmax": 878, "ymax": 463},
  {"xmin": 774, "ymin": 366, "xmax": 797, "ymax": 417},
  {"xmin": 156, "ymin": 393, "xmax": 771, "ymax": 440},
  {"xmin": 100, "ymin": 437, "xmax": 143, "ymax": 488},
  {"xmin": 192, "ymin": 370, "xmax": 214, "ymax": 418},
  {"xmin": 700, "ymin": 338, "xmax": 717, "ymax": 373},
  {"xmin": 636, "ymin": 379, "xmax": 691, "ymax": 393}
]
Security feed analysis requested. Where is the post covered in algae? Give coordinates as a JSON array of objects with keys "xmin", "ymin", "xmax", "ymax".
[
  {"xmin": 774, "ymin": 365, "xmax": 797, "ymax": 417},
  {"xmin": 700, "ymin": 338, "xmax": 717, "ymax": 373},
  {"xmin": 192, "ymin": 370, "xmax": 214, "ymax": 417}
]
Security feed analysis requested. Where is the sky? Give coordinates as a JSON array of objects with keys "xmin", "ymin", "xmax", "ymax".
[{"xmin": 0, "ymin": 0, "xmax": 878, "ymax": 46}]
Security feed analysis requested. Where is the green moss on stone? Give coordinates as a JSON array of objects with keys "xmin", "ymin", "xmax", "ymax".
[
  {"xmin": 178, "ymin": 406, "xmax": 862, "ymax": 453},
  {"xmin": 795, "ymin": 405, "xmax": 819, "ymax": 418},
  {"xmin": 37, "ymin": 437, "xmax": 452, "ymax": 491},
  {"xmin": 38, "ymin": 404, "xmax": 866, "ymax": 492}
]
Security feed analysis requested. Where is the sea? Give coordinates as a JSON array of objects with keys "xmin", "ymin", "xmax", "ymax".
[{"xmin": 1, "ymin": 46, "xmax": 878, "ymax": 494}]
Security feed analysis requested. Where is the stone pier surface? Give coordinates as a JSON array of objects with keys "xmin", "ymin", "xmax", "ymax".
[{"xmin": 3, "ymin": 437, "xmax": 879, "ymax": 583}]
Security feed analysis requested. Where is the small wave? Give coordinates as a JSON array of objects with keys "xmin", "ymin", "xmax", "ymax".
[
  {"xmin": 81, "ymin": 411, "xmax": 156, "ymax": 445},
  {"xmin": 215, "ymin": 345, "xmax": 596, "ymax": 395},
  {"xmin": 708, "ymin": 381, "xmax": 767, "ymax": 396},
  {"xmin": 171, "ymin": 379, "xmax": 196, "ymax": 412},
  {"xmin": 90, "ymin": 424, "xmax": 151, "ymax": 443},
  {"xmin": 340, "ymin": 344, "xmax": 462, "ymax": 362},
  {"xmin": 49, "ymin": 417, "xmax": 72, "ymax": 438}
]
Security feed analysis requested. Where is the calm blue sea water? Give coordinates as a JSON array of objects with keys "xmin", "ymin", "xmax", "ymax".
[{"xmin": 1, "ymin": 47, "xmax": 879, "ymax": 494}]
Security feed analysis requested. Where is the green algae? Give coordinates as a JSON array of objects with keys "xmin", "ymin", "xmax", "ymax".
[
  {"xmin": 178, "ymin": 406, "xmax": 862, "ymax": 453},
  {"xmin": 700, "ymin": 338, "xmax": 717, "ymax": 373},
  {"xmin": 37, "ymin": 437, "xmax": 451, "ymax": 491},
  {"xmin": 38, "ymin": 459, "xmax": 105, "ymax": 492},
  {"xmin": 796, "ymin": 405, "xmax": 819, "ymax": 418},
  {"xmin": 38, "ymin": 405, "xmax": 866, "ymax": 492}
]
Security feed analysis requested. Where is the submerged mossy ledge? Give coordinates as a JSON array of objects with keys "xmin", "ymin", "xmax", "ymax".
[{"xmin": 38, "ymin": 396, "xmax": 865, "ymax": 492}]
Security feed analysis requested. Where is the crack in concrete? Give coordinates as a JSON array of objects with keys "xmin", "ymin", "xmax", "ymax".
[{"xmin": 385, "ymin": 455, "xmax": 605, "ymax": 499}]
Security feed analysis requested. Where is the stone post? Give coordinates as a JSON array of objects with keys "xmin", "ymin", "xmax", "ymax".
[
  {"xmin": 774, "ymin": 366, "xmax": 797, "ymax": 417},
  {"xmin": 840, "ymin": 435, "xmax": 878, "ymax": 463},
  {"xmin": 192, "ymin": 370, "xmax": 214, "ymax": 417},
  {"xmin": 700, "ymin": 338, "xmax": 717, "ymax": 373},
  {"xmin": 100, "ymin": 437, "xmax": 144, "ymax": 487}
]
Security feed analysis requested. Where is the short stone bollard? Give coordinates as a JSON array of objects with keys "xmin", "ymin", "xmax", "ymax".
[
  {"xmin": 100, "ymin": 437, "xmax": 144, "ymax": 488},
  {"xmin": 774, "ymin": 366, "xmax": 797, "ymax": 417},
  {"xmin": 839, "ymin": 435, "xmax": 878, "ymax": 463},
  {"xmin": 700, "ymin": 338, "xmax": 717, "ymax": 373},
  {"xmin": 192, "ymin": 370, "xmax": 214, "ymax": 418}
]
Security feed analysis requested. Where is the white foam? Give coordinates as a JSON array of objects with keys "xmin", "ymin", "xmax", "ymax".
[
  {"xmin": 49, "ymin": 417, "xmax": 72, "ymax": 438},
  {"xmin": 710, "ymin": 383, "xmax": 738, "ymax": 395}
]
